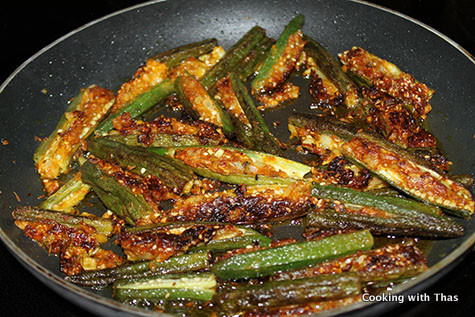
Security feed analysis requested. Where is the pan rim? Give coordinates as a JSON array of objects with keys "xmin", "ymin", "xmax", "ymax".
[{"xmin": 0, "ymin": 0, "xmax": 473, "ymax": 316}]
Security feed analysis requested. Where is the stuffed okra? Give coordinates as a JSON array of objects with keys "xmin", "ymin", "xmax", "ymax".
[
  {"xmin": 34, "ymin": 85, "xmax": 115, "ymax": 194},
  {"xmin": 303, "ymin": 34, "xmax": 360, "ymax": 109},
  {"xmin": 87, "ymin": 138, "xmax": 194, "ymax": 191},
  {"xmin": 12, "ymin": 206, "xmax": 123, "ymax": 275},
  {"xmin": 150, "ymin": 145, "xmax": 310, "ymax": 185},
  {"xmin": 96, "ymin": 39, "xmax": 222, "ymax": 135},
  {"xmin": 252, "ymin": 14, "xmax": 305, "ymax": 94},
  {"xmin": 160, "ymin": 182, "xmax": 319, "ymax": 224},
  {"xmin": 309, "ymin": 183, "xmax": 464, "ymax": 238},
  {"xmin": 289, "ymin": 113, "xmax": 475, "ymax": 218},
  {"xmin": 116, "ymin": 222, "xmax": 270, "ymax": 262},
  {"xmin": 39, "ymin": 172, "xmax": 91, "ymax": 213},
  {"xmin": 215, "ymin": 72, "xmax": 283, "ymax": 155},
  {"xmin": 101, "ymin": 113, "xmax": 227, "ymax": 147},
  {"xmin": 339, "ymin": 47, "xmax": 434, "ymax": 119},
  {"xmin": 342, "ymin": 132, "xmax": 475, "ymax": 218},
  {"xmin": 80, "ymin": 158, "xmax": 166, "ymax": 225},
  {"xmin": 175, "ymin": 73, "xmax": 234, "ymax": 135}
]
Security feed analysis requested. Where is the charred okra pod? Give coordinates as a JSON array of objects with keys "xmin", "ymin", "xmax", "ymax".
[
  {"xmin": 289, "ymin": 113, "xmax": 475, "ymax": 218},
  {"xmin": 212, "ymin": 229, "xmax": 373, "ymax": 279},
  {"xmin": 117, "ymin": 222, "xmax": 272, "ymax": 262},
  {"xmin": 161, "ymin": 182, "xmax": 316, "ymax": 224},
  {"xmin": 303, "ymin": 34, "xmax": 360, "ymax": 109},
  {"xmin": 150, "ymin": 145, "xmax": 310, "ymax": 185},
  {"xmin": 12, "ymin": 206, "xmax": 118, "ymax": 238},
  {"xmin": 102, "ymin": 132, "xmax": 222, "ymax": 148},
  {"xmin": 189, "ymin": 224, "xmax": 271, "ymax": 252},
  {"xmin": 101, "ymin": 113, "xmax": 227, "ymax": 148},
  {"xmin": 214, "ymin": 272, "xmax": 361, "ymax": 312},
  {"xmin": 117, "ymin": 223, "xmax": 227, "ymax": 262},
  {"xmin": 113, "ymin": 272, "xmax": 217, "ymax": 303},
  {"xmin": 12, "ymin": 206, "xmax": 123, "ymax": 275},
  {"xmin": 65, "ymin": 251, "xmax": 211, "ymax": 287}
]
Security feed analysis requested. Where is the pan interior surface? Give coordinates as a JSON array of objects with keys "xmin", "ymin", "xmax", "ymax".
[{"xmin": 0, "ymin": 0, "xmax": 473, "ymax": 315}]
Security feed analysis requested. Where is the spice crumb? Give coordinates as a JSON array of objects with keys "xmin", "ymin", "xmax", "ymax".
[
  {"xmin": 1, "ymin": 138, "xmax": 9, "ymax": 146},
  {"xmin": 13, "ymin": 192, "xmax": 21, "ymax": 202}
]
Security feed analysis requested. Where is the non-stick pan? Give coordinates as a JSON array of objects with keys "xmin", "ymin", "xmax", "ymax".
[{"xmin": 1, "ymin": 0, "xmax": 474, "ymax": 316}]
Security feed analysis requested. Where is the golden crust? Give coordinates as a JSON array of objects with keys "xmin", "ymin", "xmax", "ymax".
[
  {"xmin": 339, "ymin": 47, "xmax": 433, "ymax": 118},
  {"xmin": 36, "ymin": 86, "xmax": 114, "ymax": 182},
  {"xmin": 16, "ymin": 219, "xmax": 122, "ymax": 275},
  {"xmin": 111, "ymin": 59, "xmax": 168, "ymax": 113}
]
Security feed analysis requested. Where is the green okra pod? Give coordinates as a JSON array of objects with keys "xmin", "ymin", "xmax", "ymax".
[
  {"xmin": 65, "ymin": 251, "xmax": 211, "ymax": 287},
  {"xmin": 272, "ymin": 242, "xmax": 427, "ymax": 283},
  {"xmin": 152, "ymin": 38, "xmax": 218, "ymax": 68},
  {"xmin": 200, "ymin": 25, "xmax": 266, "ymax": 92},
  {"xmin": 80, "ymin": 159, "xmax": 154, "ymax": 225},
  {"xmin": 228, "ymin": 72, "xmax": 283, "ymax": 155},
  {"xmin": 101, "ymin": 132, "xmax": 222, "ymax": 148},
  {"xmin": 212, "ymin": 230, "xmax": 374, "ymax": 279},
  {"xmin": 113, "ymin": 272, "xmax": 216, "ymax": 303}
]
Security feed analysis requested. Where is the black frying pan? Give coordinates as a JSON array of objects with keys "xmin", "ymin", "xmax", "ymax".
[{"xmin": 1, "ymin": 0, "xmax": 474, "ymax": 316}]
